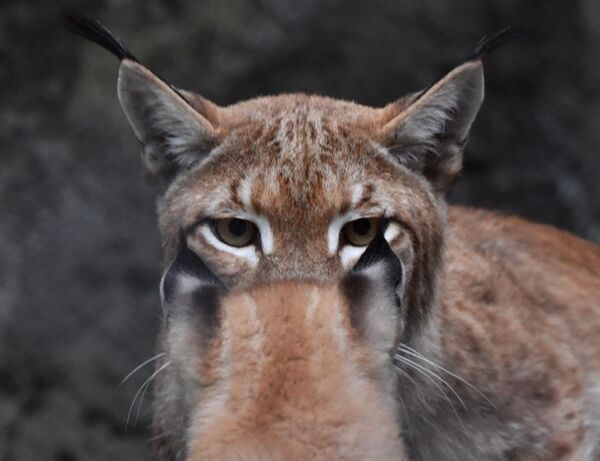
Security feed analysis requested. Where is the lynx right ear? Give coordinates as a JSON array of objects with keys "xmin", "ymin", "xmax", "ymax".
[
  {"xmin": 379, "ymin": 61, "xmax": 484, "ymax": 192},
  {"xmin": 117, "ymin": 60, "xmax": 217, "ymax": 184}
]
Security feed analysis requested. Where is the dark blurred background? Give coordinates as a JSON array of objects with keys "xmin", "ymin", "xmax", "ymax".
[{"xmin": 1, "ymin": 0, "xmax": 599, "ymax": 459}]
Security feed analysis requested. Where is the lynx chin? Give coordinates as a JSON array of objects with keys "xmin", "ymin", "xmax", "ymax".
[{"xmin": 67, "ymin": 15, "xmax": 600, "ymax": 461}]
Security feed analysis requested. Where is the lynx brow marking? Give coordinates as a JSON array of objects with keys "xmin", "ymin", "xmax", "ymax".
[
  {"xmin": 235, "ymin": 174, "xmax": 274, "ymax": 253},
  {"xmin": 236, "ymin": 212, "xmax": 274, "ymax": 254},
  {"xmin": 328, "ymin": 212, "xmax": 362, "ymax": 255}
]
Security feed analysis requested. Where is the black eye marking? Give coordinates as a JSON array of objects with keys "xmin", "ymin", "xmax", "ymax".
[
  {"xmin": 348, "ymin": 218, "xmax": 404, "ymax": 307},
  {"xmin": 341, "ymin": 273, "xmax": 371, "ymax": 333},
  {"xmin": 352, "ymin": 219, "xmax": 392, "ymax": 271},
  {"xmin": 161, "ymin": 232, "xmax": 226, "ymax": 338},
  {"xmin": 342, "ymin": 221, "xmax": 404, "ymax": 337}
]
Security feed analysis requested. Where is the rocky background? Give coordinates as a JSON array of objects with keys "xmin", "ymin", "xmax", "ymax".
[{"xmin": 1, "ymin": 0, "xmax": 599, "ymax": 459}]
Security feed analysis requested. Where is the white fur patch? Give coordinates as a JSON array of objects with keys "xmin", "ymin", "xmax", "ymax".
[
  {"xmin": 327, "ymin": 212, "xmax": 363, "ymax": 255},
  {"xmin": 236, "ymin": 211, "xmax": 274, "ymax": 255},
  {"xmin": 340, "ymin": 245, "xmax": 368, "ymax": 269},
  {"xmin": 384, "ymin": 221, "xmax": 401, "ymax": 243},
  {"xmin": 238, "ymin": 175, "xmax": 255, "ymax": 209},
  {"xmin": 350, "ymin": 183, "xmax": 364, "ymax": 207}
]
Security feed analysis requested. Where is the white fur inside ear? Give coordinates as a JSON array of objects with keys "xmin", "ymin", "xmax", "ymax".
[
  {"xmin": 199, "ymin": 225, "xmax": 259, "ymax": 266},
  {"xmin": 117, "ymin": 60, "xmax": 215, "ymax": 175},
  {"xmin": 392, "ymin": 61, "xmax": 484, "ymax": 146},
  {"xmin": 380, "ymin": 61, "xmax": 484, "ymax": 187}
]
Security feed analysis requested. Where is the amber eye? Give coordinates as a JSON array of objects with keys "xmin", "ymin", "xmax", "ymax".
[
  {"xmin": 213, "ymin": 218, "xmax": 257, "ymax": 247},
  {"xmin": 342, "ymin": 218, "xmax": 379, "ymax": 246}
]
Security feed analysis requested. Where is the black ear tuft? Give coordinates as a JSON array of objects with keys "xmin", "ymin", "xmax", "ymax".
[
  {"xmin": 62, "ymin": 11, "xmax": 136, "ymax": 61},
  {"xmin": 472, "ymin": 25, "xmax": 532, "ymax": 61}
]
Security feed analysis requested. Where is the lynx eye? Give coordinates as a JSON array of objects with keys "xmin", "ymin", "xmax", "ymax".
[
  {"xmin": 342, "ymin": 218, "xmax": 379, "ymax": 246},
  {"xmin": 212, "ymin": 218, "xmax": 257, "ymax": 247}
]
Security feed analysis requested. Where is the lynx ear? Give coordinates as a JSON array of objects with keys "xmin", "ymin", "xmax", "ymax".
[
  {"xmin": 380, "ymin": 61, "xmax": 484, "ymax": 191},
  {"xmin": 118, "ymin": 60, "xmax": 217, "ymax": 185},
  {"xmin": 63, "ymin": 13, "xmax": 218, "ymax": 186}
]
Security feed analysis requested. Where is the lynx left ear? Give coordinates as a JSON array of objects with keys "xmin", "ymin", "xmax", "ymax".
[
  {"xmin": 380, "ymin": 61, "xmax": 484, "ymax": 191},
  {"xmin": 118, "ymin": 60, "xmax": 217, "ymax": 185},
  {"xmin": 63, "ymin": 13, "xmax": 218, "ymax": 187}
]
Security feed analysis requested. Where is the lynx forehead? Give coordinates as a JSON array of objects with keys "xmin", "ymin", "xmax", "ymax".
[{"xmin": 159, "ymin": 92, "xmax": 441, "ymax": 277}]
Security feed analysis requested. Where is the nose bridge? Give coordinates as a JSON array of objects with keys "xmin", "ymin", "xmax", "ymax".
[
  {"xmin": 256, "ymin": 214, "xmax": 342, "ymax": 282},
  {"xmin": 189, "ymin": 282, "xmax": 405, "ymax": 460},
  {"xmin": 257, "ymin": 249, "xmax": 340, "ymax": 282}
]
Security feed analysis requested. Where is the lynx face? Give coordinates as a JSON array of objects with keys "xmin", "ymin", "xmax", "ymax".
[
  {"xmin": 158, "ymin": 226, "xmax": 406, "ymax": 460},
  {"xmin": 116, "ymin": 56, "xmax": 483, "ymax": 340},
  {"xmin": 71, "ymin": 16, "xmax": 483, "ymax": 457}
]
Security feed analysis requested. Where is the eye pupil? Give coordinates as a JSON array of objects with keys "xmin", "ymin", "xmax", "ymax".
[
  {"xmin": 228, "ymin": 218, "xmax": 247, "ymax": 237},
  {"xmin": 352, "ymin": 218, "xmax": 371, "ymax": 236}
]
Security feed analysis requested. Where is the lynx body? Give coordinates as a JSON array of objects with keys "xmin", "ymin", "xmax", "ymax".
[{"xmin": 67, "ymin": 16, "xmax": 600, "ymax": 460}]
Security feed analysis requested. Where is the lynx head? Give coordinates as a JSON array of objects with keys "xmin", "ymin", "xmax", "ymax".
[
  {"xmin": 68, "ymin": 19, "xmax": 482, "ymax": 342},
  {"xmin": 66, "ymin": 13, "xmax": 491, "ymax": 459},
  {"xmin": 121, "ymin": 58, "xmax": 482, "ymax": 341},
  {"xmin": 156, "ymin": 225, "xmax": 406, "ymax": 460}
]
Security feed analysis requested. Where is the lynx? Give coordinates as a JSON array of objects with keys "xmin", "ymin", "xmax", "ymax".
[{"xmin": 67, "ymin": 15, "xmax": 600, "ymax": 461}]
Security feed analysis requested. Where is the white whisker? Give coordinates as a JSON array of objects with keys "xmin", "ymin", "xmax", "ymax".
[
  {"xmin": 126, "ymin": 361, "xmax": 171, "ymax": 431},
  {"xmin": 119, "ymin": 352, "xmax": 166, "ymax": 388},
  {"xmin": 394, "ymin": 364, "xmax": 427, "ymax": 401},
  {"xmin": 398, "ymin": 344, "xmax": 497, "ymax": 410},
  {"xmin": 397, "ymin": 354, "xmax": 466, "ymax": 409},
  {"xmin": 395, "ymin": 355, "xmax": 467, "ymax": 431}
]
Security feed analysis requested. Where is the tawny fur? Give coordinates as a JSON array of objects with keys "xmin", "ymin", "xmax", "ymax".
[
  {"xmin": 106, "ymin": 59, "xmax": 600, "ymax": 460},
  {"xmin": 178, "ymin": 282, "xmax": 404, "ymax": 460},
  {"xmin": 146, "ymin": 89, "xmax": 600, "ymax": 460},
  {"xmin": 68, "ymin": 15, "xmax": 600, "ymax": 459}
]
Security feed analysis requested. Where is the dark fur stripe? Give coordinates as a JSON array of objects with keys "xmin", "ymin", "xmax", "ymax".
[{"xmin": 62, "ymin": 12, "xmax": 136, "ymax": 61}]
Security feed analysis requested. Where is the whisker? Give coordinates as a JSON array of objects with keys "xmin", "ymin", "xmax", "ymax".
[
  {"xmin": 396, "ymin": 355, "xmax": 467, "ymax": 409},
  {"xmin": 396, "ymin": 356, "xmax": 459, "ymax": 408},
  {"xmin": 393, "ymin": 363, "xmax": 427, "ymax": 402},
  {"xmin": 126, "ymin": 361, "xmax": 171, "ymax": 431},
  {"xmin": 394, "ymin": 363, "xmax": 435, "ymax": 415},
  {"xmin": 148, "ymin": 431, "xmax": 173, "ymax": 443},
  {"xmin": 119, "ymin": 352, "xmax": 166, "ymax": 388},
  {"xmin": 398, "ymin": 344, "xmax": 497, "ymax": 410},
  {"xmin": 134, "ymin": 360, "xmax": 171, "ymax": 425},
  {"xmin": 396, "ymin": 355, "xmax": 467, "ymax": 431}
]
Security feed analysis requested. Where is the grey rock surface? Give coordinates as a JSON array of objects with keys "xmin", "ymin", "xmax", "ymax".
[{"xmin": 1, "ymin": 0, "xmax": 599, "ymax": 459}]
